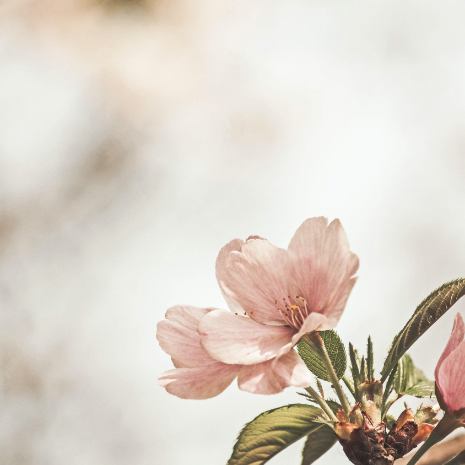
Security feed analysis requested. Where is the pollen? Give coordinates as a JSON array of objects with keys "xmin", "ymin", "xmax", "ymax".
[{"xmin": 274, "ymin": 295, "xmax": 311, "ymax": 330}]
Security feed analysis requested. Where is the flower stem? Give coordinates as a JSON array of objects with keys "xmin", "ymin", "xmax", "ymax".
[
  {"xmin": 406, "ymin": 414, "xmax": 462, "ymax": 465},
  {"xmin": 305, "ymin": 385, "xmax": 338, "ymax": 422},
  {"xmin": 303, "ymin": 332, "xmax": 351, "ymax": 415},
  {"xmin": 342, "ymin": 374, "xmax": 356, "ymax": 400}
]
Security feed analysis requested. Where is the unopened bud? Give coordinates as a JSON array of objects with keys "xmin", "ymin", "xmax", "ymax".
[
  {"xmin": 334, "ymin": 422, "xmax": 359, "ymax": 441},
  {"xmin": 391, "ymin": 408, "xmax": 415, "ymax": 432},
  {"xmin": 412, "ymin": 423, "xmax": 435, "ymax": 446},
  {"xmin": 336, "ymin": 409, "xmax": 349, "ymax": 422},
  {"xmin": 349, "ymin": 402, "xmax": 364, "ymax": 427}
]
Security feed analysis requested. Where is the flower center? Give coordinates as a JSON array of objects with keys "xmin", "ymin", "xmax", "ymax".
[{"xmin": 274, "ymin": 295, "xmax": 310, "ymax": 330}]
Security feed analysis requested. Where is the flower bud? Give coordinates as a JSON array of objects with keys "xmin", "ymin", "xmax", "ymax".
[
  {"xmin": 336, "ymin": 409, "xmax": 349, "ymax": 422},
  {"xmin": 434, "ymin": 313, "xmax": 465, "ymax": 421},
  {"xmin": 385, "ymin": 408, "xmax": 436, "ymax": 458},
  {"xmin": 359, "ymin": 380, "xmax": 383, "ymax": 425},
  {"xmin": 411, "ymin": 423, "xmax": 435, "ymax": 446},
  {"xmin": 349, "ymin": 403, "xmax": 364, "ymax": 427},
  {"xmin": 390, "ymin": 408, "xmax": 415, "ymax": 431},
  {"xmin": 334, "ymin": 422, "xmax": 359, "ymax": 441}
]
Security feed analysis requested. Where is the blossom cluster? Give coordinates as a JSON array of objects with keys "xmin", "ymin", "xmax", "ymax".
[{"xmin": 157, "ymin": 217, "xmax": 465, "ymax": 465}]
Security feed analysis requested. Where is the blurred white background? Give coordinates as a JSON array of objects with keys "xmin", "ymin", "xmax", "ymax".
[{"xmin": 0, "ymin": 0, "xmax": 464, "ymax": 464}]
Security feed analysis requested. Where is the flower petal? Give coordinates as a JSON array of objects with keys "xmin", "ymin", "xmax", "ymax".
[
  {"xmin": 159, "ymin": 363, "xmax": 241, "ymax": 399},
  {"xmin": 220, "ymin": 239, "xmax": 290, "ymax": 325},
  {"xmin": 435, "ymin": 313, "xmax": 465, "ymax": 382},
  {"xmin": 216, "ymin": 239, "xmax": 247, "ymax": 315},
  {"xmin": 288, "ymin": 217, "xmax": 359, "ymax": 326},
  {"xmin": 157, "ymin": 306, "xmax": 217, "ymax": 367},
  {"xmin": 199, "ymin": 309, "xmax": 294, "ymax": 365},
  {"xmin": 437, "ymin": 337, "xmax": 465, "ymax": 412},
  {"xmin": 237, "ymin": 350, "xmax": 312, "ymax": 394},
  {"xmin": 295, "ymin": 312, "xmax": 333, "ymax": 339},
  {"xmin": 273, "ymin": 313, "xmax": 332, "ymax": 361},
  {"xmin": 165, "ymin": 305, "xmax": 212, "ymax": 331}
]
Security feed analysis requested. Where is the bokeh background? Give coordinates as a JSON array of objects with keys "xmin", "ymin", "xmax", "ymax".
[{"xmin": 0, "ymin": 0, "xmax": 464, "ymax": 464}]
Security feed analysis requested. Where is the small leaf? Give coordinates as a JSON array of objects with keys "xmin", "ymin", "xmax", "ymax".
[
  {"xmin": 394, "ymin": 354, "xmax": 416, "ymax": 393},
  {"xmin": 415, "ymin": 405, "xmax": 439, "ymax": 424},
  {"xmin": 348, "ymin": 343, "xmax": 361, "ymax": 397},
  {"xmin": 381, "ymin": 278, "xmax": 465, "ymax": 382},
  {"xmin": 367, "ymin": 336, "xmax": 374, "ymax": 380},
  {"xmin": 301, "ymin": 425, "xmax": 337, "ymax": 465},
  {"xmin": 403, "ymin": 381, "xmax": 436, "ymax": 398},
  {"xmin": 360, "ymin": 356, "xmax": 366, "ymax": 382},
  {"xmin": 297, "ymin": 330, "xmax": 347, "ymax": 381},
  {"xmin": 227, "ymin": 404, "xmax": 325, "ymax": 465}
]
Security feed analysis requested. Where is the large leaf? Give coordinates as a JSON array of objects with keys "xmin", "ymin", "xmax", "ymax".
[
  {"xmin": 297, "ymin": 330, "xmax": 347, "ymax": 381},
  {"xmin": 301, "ymin": 424, "xmax": 337, "ymax": 465},
  {"xmin": 227, "ymin": 404, "xmax": 326, "ymax": 465},
  {"xmin": 390, "ymin": 354, "xmax": 435, "ymax": 399},
  {"xmin": 380, "ymin": 279, "xmax": 465, "ymax": 382},
  {"xmin": 403, "ymin": 381, "xmax": 435, "ymax": 398}
]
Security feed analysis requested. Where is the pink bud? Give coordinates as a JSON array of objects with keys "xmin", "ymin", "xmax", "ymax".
[{"xmin": 435, "ymin": 313, "xmax": 465, "ymax": 418}]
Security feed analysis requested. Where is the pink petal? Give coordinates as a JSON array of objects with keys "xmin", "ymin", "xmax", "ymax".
[
  {"xmin": 157, "ymin": 306, "xmax": 217, "ymax": 367},
  {"xmin": 295, "ymin": 312, "xmax": 333, "ymax": 338},
  {"xmin": 171, "ymin": 358, "xmax": 189, "ymax": 368},
  {"xmin": 220, "ymin": 239, "xmax": 290, "ymax": 325},
  {"xmin": 287, "ymin": 217, "xmax": 359, "ymax": 325},
  {"xmin": 216, "ymin": 239, "xmax": 247, "ymax": 315},
  {"xmin": 274, "ymin": 313, "xmax": 332, "ymax": 360},
  {"xmin": 165, "ymin": 305, "xmax": 212, "ymax": 331},
  {"xmin": 159, "ymin": 363, "xmax": 241, "ymax": 399},
  {"xmin": 198, "ymin": 309, "xmax": 294, "ymax": 365},
  {"xmin": 435, "ymin": 313, "xmax": 465, "ymax": 382},
  {"xmin": 237, "ymin": 350, "xmax": 312, "ymax": 394},
  {"xmin": 437, "ymin": 338, "xmax": 465, "ymax": 412}
]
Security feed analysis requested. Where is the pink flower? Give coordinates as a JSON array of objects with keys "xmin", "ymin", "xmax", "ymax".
[
  {"xmin": 435, "ymin": 312, "xmax": 465, "ymax": 417},
  {"xmin": 199, "ymin": 217, "xmax": 358, "ymax": 376},
  {"xmin": 157, "ymin": 305, "xmax": 312, "ymax": 398}
]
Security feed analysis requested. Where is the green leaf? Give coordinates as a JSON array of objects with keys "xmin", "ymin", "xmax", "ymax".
[
  {"xmin": 391, "ymin": 354, "xmax": 435, "ymax": 399},
  {"xmin": 394, "ymin": 354, "xmax": 416, "ymax": 393},
  {"xmin": 297, "ymin": 330, "xmax": 347, "ymax": 382},
  {"xmin": 415, "ymin": 405, "xmax": 439, "ymax": 424},
  {"xmin": 360, "ymin": 356, "xmax": 366, "ymax": 382},
  {"xmin": 301, "ymin": 425, "xmax": 337, "ymax": 465},
  {"xmin": 227, "ymin": 404, "xmax": 326, "ymax": 465},
  {"xmin": 381, "ymin": 278, "xmax": 465, "ymax": 382},
  {"xmin": 403, "ymin": 381, "xmax": 436, "ymax": 398},
  {"xmin": 348, "ymin": 343, "xmax": 361, "ymax": 397},
  {"xmin": 367, "ymin": 336, "xmax": 374, "ymax": 380},
  {"xmin": 382, "ymin": 363, "xmax": 398, "ymax": 410}
]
